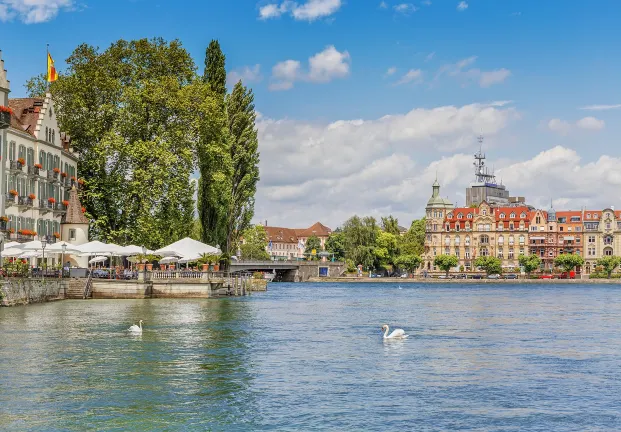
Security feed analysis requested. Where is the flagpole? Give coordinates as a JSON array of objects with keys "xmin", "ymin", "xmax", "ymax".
[{"xmin": 46, "ymin": 43, "xmax": 50, "ymax": 92}]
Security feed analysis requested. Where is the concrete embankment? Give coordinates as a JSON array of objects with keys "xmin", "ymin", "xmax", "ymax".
[
  {"xmin": 307, "ymin": 277, "xmax": 621, "ymax": 284},
  {"xmin": 0, "ymin": 279, "xmax": 67, "ymax": 306}
]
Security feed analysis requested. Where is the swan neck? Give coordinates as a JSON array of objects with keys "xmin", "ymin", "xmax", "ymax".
[{"xmin": 383, "ymin": 326, "xmax": 389, "ymax": 338}]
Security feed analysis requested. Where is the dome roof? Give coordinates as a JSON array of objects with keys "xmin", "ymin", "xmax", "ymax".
[{"xmin": 547, "ymin": 206, "xmax": 556, "ymax": 222}]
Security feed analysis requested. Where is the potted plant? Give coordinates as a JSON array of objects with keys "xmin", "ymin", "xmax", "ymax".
[
  {"xmin": 9, "ymin": 189, "xmax": 17, "ymax": 197},
  {"xmin": 0, "ymin": 216, "xmax": 8, "ymax": 222},
  {"xmin": 0, "ymin": 216, "xmax": 7, "ymax": 231},
  {"xmin": 34, "ymin": 163, "xmax": 43, "ymax": 169},
  {"xmin": 53, "ymin": 167, "xmax": 60, "ymax": 174},
  {"xmin": 48, "ymin": 197, "xmax": 56, "ymax": 204},
  {"xmin": 198, "ymin": 253, "xmax": 211, "ymax": 271},
  {"xmin": 17, "ymin": 157, "xmax": 25, "ymax": 166},
  {"xmin": 78, "ymin": 179, "xmax": 85, "ymax": 185},
  {"xmin": 212, "ymin": 254, "xmax": 221, "ymax": 272},
  {"xmin": 62, "ymin": 200, "xmax": 69, "ymax": 207},
  {"xmin": 61, "ymin": 172, "xmax": 67, "ymax": 178},
  {"xmin": 53, "ymin": 232, "xmax": 60, "ymax": 239},
  {"xmin": 28, "ymin": 193, "xmax": 36, "ymax": 200},
  {"xmin": 0, "ymin": 105, "xmax": 12, "ymax": 130}
]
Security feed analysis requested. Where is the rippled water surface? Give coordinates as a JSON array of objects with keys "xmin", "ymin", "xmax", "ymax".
[{"xmin": 1, "ymin": 283, "xmax": 621, "ymax": 431}]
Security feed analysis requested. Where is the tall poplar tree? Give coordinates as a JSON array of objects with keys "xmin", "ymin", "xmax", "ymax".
[
  {"xmin": 225, "ymin": 81, "xmax": 260, "ymax": 254},
  {"xmin": 198, "ymin": 40, "xmax": 231, "ymax": 247}
]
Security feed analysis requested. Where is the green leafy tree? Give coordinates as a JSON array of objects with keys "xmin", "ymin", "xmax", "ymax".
[
  {"xmin": 342, "ymin": 216, "xmax": 378, "ymax": 264},
  {"xmin": 381, "ymin": 215, "xmax": 401, "ymax": 236},
  {"xmin": 46, "ymin": 38, "xmax": 200, "ymax": 248},
  {"xmin": 400, "ymin": 218, "xmax": 425, "ymax": 256},
  {"xmin": 474, "ymin": 256, "xmax": 503, "ymax": 275},
  {"xmin": 434, "ymin": 254, "xmax": 459, "ymax": 276},
  {"xmin": 240, "ymin": 225, "xmax": 270, "ymax": 260},
  {"xmin": 519, "ymin": 254, "xmax": 541, "ymax": 276},
  {"xmin": 304, "ymin": 235, "xmax": 323, "ymax": 260},
  {"xmin": 595, "ymin": 256, "xmax": 621, "ymax": 278},
  {"xmin": 375, "ymin": 231, "xmax": 399, "ymax": 271},
  {"xmin": 224, "ymin": 80, "xmax": 260, "ymax": 254},
  {"xmin": 351, "ymin": 245, "xmax": 375, "ymax": 271},
  {"xmin": 198, "ymin": 39, "xmax": 230, "ymax": 248},
  {"xmin": 395, "ymin": 254, "xmax": 422, "ymax": 274},
  {"xmin": 554, "ymin": 254, "xmax": 585, "ymax": 273},
  {"xmin": 24, "ymin": 73, "xmax": 49, "ymax": 97},
  {"xmin": 325, "ymin": 232, "xmax": 345, "ymax": 261}
]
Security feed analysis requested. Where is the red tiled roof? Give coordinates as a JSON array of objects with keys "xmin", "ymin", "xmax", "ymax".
[
  {"xmin": 264, "ymin": 226, "xmax": 299, "ymax": 244},
  {"xmin": 295, "ymin": 221, "xmax": 332, "ymax": 238},
  {"xmin": 492, "ymin": 206, "xmax": 531, "ymax": 222},
  {"xmin": 8, "ymin": 98, "xmax": 43, "ymax": 137}
]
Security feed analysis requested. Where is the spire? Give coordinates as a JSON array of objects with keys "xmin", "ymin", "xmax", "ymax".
[{"xmin": 61, "ymin": 186, "xmax": 89, "ymax": 224}]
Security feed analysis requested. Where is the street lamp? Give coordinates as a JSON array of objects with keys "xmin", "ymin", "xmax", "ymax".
[
  {"xmin": 41, "ymin": 238, "xmax": 47, "ymax": 280},
  {"xmin": 61, "ymin": 243, "xmax": 67, "ymax": 279}
]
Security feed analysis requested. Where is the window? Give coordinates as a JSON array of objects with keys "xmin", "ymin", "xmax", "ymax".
[
  {"xmin": 499, "ymin": 213, "xmax": 505, "ymax": 219},
  {"xmin": 511, "ymin": 213, "xmax": 516, "ymax": 219},
  {"xmin": 508, "ymin": 249, "xmax": 514, "ymax": 259},
  {"xmin": 47, "ymin": 153, "xmax": 53, "ymax": 171},
  {"xmin": 519, "ymin": 236, "xmax": 525, "ymax": 244},
  {"xmin": 559, "ymin": 227, "xmax": 564, "ymax": 232},
  {"xmin": 604, "ymin": 235, "xmax": 613, "ymax": 245},
  {"xmin": 457, "ymin": 213, "xmax": 463, "ymax": 219},
  {"xmin": 480, "ymin": 235, "xmax": 489, "ymax": 244},
  {"xmin": 549, "ymin": 250, "xmax": 554, "ymax": 257},
  {"xmin": 571, "ymin": 216, "xmax": 580, "ymax": 222},
  {"xmin": 45, "ymin": 127, "xmax": 49, "ymax": 142},
  {"xmin": 445, "ymin": 224, "xmax": 450, "ymax": 232},
  {"xmin": 478, "ymin": 224, "xmax": 483, "ymax": 231},
  {"xmin": 448, "ymin": 213, "xmax": 453, "ymax": 219},
  {"xmin": 576, "ymin": 236, "xmax": 581, "ymax": 244},
  {"xmin": 536, "ymin": 216, "xmax": 541, "ymax": 224},
  {"xmin": 52, "ymin": 130, "xmax": 55, "ymax": 144},
  {"xmin": 482, "ymin": 209, "xmax": 487, "ymax": 216},
  {"xmin": 455, "ymin": 224, "xmax": 460, "ymax": 232},
  {"xmin": 519, "ymin": 248, "xmax": 524, "ymax": 255},
  {"xmin": 509, "ymin": 223, "xmax": 514, "ymax": 231},
  {"xmin": 509, "ymin": 236, "xmax": 514, "ymax": 245},
  {"xmin": 530, "ymin": 226, "xmax": 537, "ymax": 232},
  {"xmin": 433, "ymin": 248, "xmax": 437, "ymax": 256},
  {"xmin": 558, "ymin": 217, "xmax": 566, "ymax": 223},
  {"xmin": 9, "ymin": 141, "xmax": 16, "ymax": 161},
  {"xmin": 497, "ymin": 248, "xmax": 504, "ymax": 258},
  {"xmin": 498, "ymin": 235, "xmax": 504, "ymax": 244},
  {"xmin": 480, "ymin": 247, "xmax": 489, "ymax": 257},
  {"xmin": 594, "ymin": 214, "xmax": 599, "ymax": 219},
  {"xmin": 549, "ymin": 226, "xmax": 553, "ymax": 231},
  {"xmin": 520, "ymin": 212, "xmax": 525, "ymax": 218},
  {"xmin": 465, "ymin": 248, "xmax": 471, "ymax": 259},
  {"xmin": 69, "ymin": 229, "xmax": 76, "ymax": 241},
  {"xmin": 605, "ymin": 248, "xmax": 613, "ymax": 256},
  {"xmin": 445, "ymin": 247, "xmax": 450, "ymax": 255},
  {"xmin": 498, "ymin": 223, "xmax": 503, "ymax": 231},
  {"xmin": 445, "ymin": 237, "xmax": 451, "ymax": 245},
  {"xmin": 455, "ymin": 236, "xmax": 460, "ymax": 245},
  {"xmin": 467, "ymin": 213, "xmax": 473, "ymax": 219},
  {"xmin": 465, "ymin": 236, "xmax": 471, "ymax": 246},
  {"xmin": 433, "ymin": 224, "xmax": 438, "ymax": 232},
  {"xmin": 465, "ymin": 222, "xmax": 470, "ymax": 231},
  {"xmin": 455, "ymin": 248, "xmax": 459, "ymax": 257}
]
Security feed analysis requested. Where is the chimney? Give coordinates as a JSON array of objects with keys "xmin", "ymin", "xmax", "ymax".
[{"xmin": 265, "ymin": 220, "xmax": 267, "ymax": 227}]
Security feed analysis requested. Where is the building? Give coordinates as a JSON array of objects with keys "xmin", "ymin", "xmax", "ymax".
[
  {"xmin": 263, "ymin": 222, "xmax": 332, "ymax": 259},
  {"xmin": 0, "ymin": 51, "xmax": 88, "ymax": 266},
  {"xmin": 423, "ymin": 179, "xmax": 454, "ymax": 271},
  {"xmin": 583, "ymin": 208, "xmax": 621, "ymax": 275}
]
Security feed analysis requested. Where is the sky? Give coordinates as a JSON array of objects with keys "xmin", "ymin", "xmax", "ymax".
[{"xmin": 2, "ymin": 0, "xmax": 621, "ymax": 229}]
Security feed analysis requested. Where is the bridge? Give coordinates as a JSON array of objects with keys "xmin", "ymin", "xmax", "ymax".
[{"xmin": 229, "ymin": 260, "xmax": 345, "ymax": 282}]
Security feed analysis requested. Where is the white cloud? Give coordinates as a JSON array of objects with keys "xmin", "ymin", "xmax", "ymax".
[
  {"xmin": 457, "ymin": 1, "xmax": 468, "ymax": 11},
  {"xmin": 394, "ymin": 3, "xmax": 418, "ymax": 14},
  {"xmin": 479, "ymin": 68, "xmax": 511, "ymax": 87},
  {"xmin": 576, "ymin": 116, "xmax": 605, "ymax": 130},
  {"xmin": 547, "ymin": 119, "xmax": 572, "ymax": 135},
  {"xmin": 422, "ymin": 0, "xmax": 432, "ymax": 5},
  {"xmin": 435, "ymin": 56, "xmax": 510, "ymax": 88},
  {"xmin": 253, "ymin": 101, "xmax": 518, "ymax": 227},
  {"xmin": 227, "ymin": 64, "xmax": 263, "ymax": 86},
  {"xmin": 379, "ymin": 1, "xmax": 388, "ymax": 8},
  {"xmin": 548, "ymin": 116, "xmax": 605, "ymax": 135},
  {"xmin": 258, "ymin": 0, "xmax": 342, "ymax": 21},
  {"xmin": 270, "ymin": 46, "xmax": 350, "ymax": 90},
  {"xmin": 396, "ymin": 69, "xmax": 423, "ymax": 85},
  {"xmin": 385, "ymin": 67, "xmax": 397, "ymax": 77},
  {"xmin": 425, "ymin": 52, "xmax": 436, "ymax": 62},
  {"xmin": 0, "ymin": 0, "xmax": 73, "ymax": 23},
  {"xmin": 580, "ymin": 104, "xmax": 621, "ymax": 111}
]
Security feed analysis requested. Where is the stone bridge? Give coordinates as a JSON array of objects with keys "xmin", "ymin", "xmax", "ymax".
[{"xmin": 230, "ymin": 260, "xmax": 346, "ymax": 282}]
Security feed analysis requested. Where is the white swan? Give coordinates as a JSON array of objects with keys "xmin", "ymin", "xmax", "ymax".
[
  {"xmin": 128, "ymin": 320, "xmax": 143, "ymax": 334},
  {"xmin": 381, "ymin": 324, "xmax": 408, "ymax": 339}
]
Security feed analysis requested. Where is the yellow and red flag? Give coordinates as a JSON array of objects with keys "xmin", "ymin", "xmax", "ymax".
[{"xmin": 47, "ymin": 53, "xmax": 58, "ymax": 83}]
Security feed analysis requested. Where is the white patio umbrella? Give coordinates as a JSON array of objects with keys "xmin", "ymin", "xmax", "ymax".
[
  {"xmin": 3, "ymin": 247, "xmax": 26, "ymax": 257},
  {"xmin": 89, "ymin": 256, "xmax": 108, "ymax": 264},
  {"xmin": 76, "ymin": 241, "xmax": 124, "ymax": 256},
  {"xmin": 3, "ymin": 241, "xmax": 20, "ymax": 249},
  {"xmin": 19, "ymin": 251, "xmax": 42, "ymax": 259},
  {"xmin": 153, "ymin": 238, "xmax": 220, "ymax": 258},
  {"xmin": 20, "ymin": 240, "xmax": 45, "ymax": 251},
  {"xmin": 159, "ymin": 256, "xmax": 180, "ymax": 264},
  {"xmin": 46, "ymin": 241, "xmax": 82, "ymax": 254},
  {"xmin": 117, "ymin": 245, "xmax": 154, "ymax": 256}
]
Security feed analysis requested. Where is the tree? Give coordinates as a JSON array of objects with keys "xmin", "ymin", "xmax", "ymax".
[
  {"xmin": 381, "ymin": 215, "xmax": 401, "ymax": 236},
  {"xmin": 325, "ymin": 232, "xmax": 345, "ymax": 261},
  {"xmin": 554, "ymin": 254, "xmax": 585, "ymax": 273},
  {"xmin": 400, "ymin": 218, "xmax": 425, "ymax": 256},
  {"xmin": 304, "ymin": 235, "xmax": 322, "ymax": 260},
  {"xmin": 395, "ymin": 254, "xmax": 422, "ymax": 274},
  {"xmin": 595, "ymin": 256, "xmax": 621, "ymax": 278},
  {"xmin": 240, "ymin": 225, "xmax": 270, "ymax": 260},
  {"xmin": 198, "ymin": 39, "xmax": 230, "ymax": 248},
  {"xmin": 342, "ymin": 216, "xmax": 378, "ymax": 263},
  {"xmin": 474, "ymin": 256, "xmax": 502, "ymax": 275},
  {"xmin": 375, "ymin": 231, "xmax": 399, "ymax": 271},
  {"xmin": 434, "ymin": 254, "xmax": 459, "ymax": 276},
  {"xmin": 519, "ymin": 254, "xmax": 541, "ymax": 276},
  {"xmin": 24, "ymin": 73, "xmax": 48, "ymax": 97},
  {"xmin": 224, "ymin": 80, "xmax": 260, "ymax": 254},
  {"xmin": 47, "ymin": 38, "xmax": 201, "ymax": 248}
]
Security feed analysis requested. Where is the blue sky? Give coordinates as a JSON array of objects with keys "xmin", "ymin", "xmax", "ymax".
[{"xmin": 2, "ymin": 0, "xmax": 621, "ymax": 227}]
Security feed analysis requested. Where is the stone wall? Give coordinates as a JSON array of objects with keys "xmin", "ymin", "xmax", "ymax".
[
  {"xmin": 92, "ymin": 281, "xmax": 151, "ymax": 299},
  {"xmin": 91, "ymin": 280, "xmax": 223, "ymax": 299},
  {"xmin": 151, "ymin": 281, "xmax": 213, "ymax": 298},
  {"xmin": 0, "ymin": 279, "xmax": 66, "ymax": 307},
  {"xmin": 294, "ymin": 262, "xmax": 346, "ymax": 282}
]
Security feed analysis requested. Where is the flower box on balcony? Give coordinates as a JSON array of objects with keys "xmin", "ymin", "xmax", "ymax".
[
  {"xmin": 0, "ymin": 106, "xmax": 11, "ymax": 130},
  {"xmin": 48, "ymin": 197, "xmax": 56, "ymax": 204},
  {"xmin": 62, "ymin": 200, "xmax": 69, "ymax": 207},
  {"xmin": 9, "ymin": 189, "xmax": 18, "ymax": 197},
  {"xmin": 17, "ymin": 158, "xmax": 25, "ymax": 166},
  {"xmin": 34, "ymin": 163, "xmax": 43, "ymax": 169},
  {"xmin": 53, "ymin": 232, "xmax": 61, "ymax": 239},
  {"xmin": 28, "ymin": 165, "xmax": 40, "ymax": 176}
]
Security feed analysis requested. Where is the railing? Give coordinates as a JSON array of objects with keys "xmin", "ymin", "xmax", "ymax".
[
  {"xmin": 17, "ymin": 196, "xmax": 34, "ymax": 207},
  {"xmin": 9, "ymin": 161, "xmax": 23, "ymax": 172},
  {"xmin": 27, "ymin": 165, "xmax": 40, "ymax": 176},
  {"xmin": 83, "ymin": 271, "xmax": 93, "ymax": 299},
  {"xmin": 47, "ymin": 170, "xmax": 59, "ymax": 181},
  {"xmin": 148, "ymin": 271, "xmax": 225, "ymax": 280},
  {"xmin": 5, "ymin": 193, "xmax": 16, "ymax": 206}
]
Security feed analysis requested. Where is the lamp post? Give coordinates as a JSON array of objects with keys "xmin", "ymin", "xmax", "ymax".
[
  {"xmin": 41, "ymin": 238, "xmax": 47, "ymax": 280},
  {"xmin": 141, "ymin": 245, "xmax": 147, "ymax": 281},
  {"xmin": 61, "ymin": 243, "xmax": 67, "ymax": 279},
  {"xmin": 0, "ymin": 232, "xmax": 4, "ymax": 277}
]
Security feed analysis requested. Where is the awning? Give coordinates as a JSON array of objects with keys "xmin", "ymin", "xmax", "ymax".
[
  {"xmin": 563, "ymin": 236, "xmax": 575, "ymax": 241},
  {"xmin": 530, "ymin": 236, "xmax": 545, "ymax": 240}
]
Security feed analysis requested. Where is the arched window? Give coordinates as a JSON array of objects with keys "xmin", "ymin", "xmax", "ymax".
[
  {"xmin": 447, "ymin": 213, "xmax": 453, "ymax": 219},
  {"xmin": 520, "ymin": 212, "xmax": 526, "ymax": 218},
  {"xmin": 45, "ymin": 127, "xmax": 49, "ymax": 142},
  {"xmin": 604, "ymin": 247, "xmax": 613, "ymax": 256},
  {"xmin": 445, "ymin": 236, "xmax": 451, "ymax": 245},
  {"xmin": 467, "ymin": 213, "xmax": 473, "ymax": 219},
  {"xmin": 498, "ymin": 235, "xmax": 504, "ymax": 244},
  {"xmin": 52, "ymin": 129, "xmax": 55, "ymax": 144},
  {"xmin": 455, "ymin": 236, "xmax": 460, "ymax": 245},
  {"xmin": 457, "ymin": 213, "xmax": 463, "ymax": 219},
  {"xmin": 482, "ymin": 209, "xmax": 487, "ymax": 216},
  {"xmin": 465, "ymin": 236, "xmax": 471, "ymax": 246},
  {"xmin": 499, "ymin": 213, "xmax": 505, "ymax": 219},
  {"xmin": 604, "ymin": 235, "xmax": 614, "ymax": 245}
]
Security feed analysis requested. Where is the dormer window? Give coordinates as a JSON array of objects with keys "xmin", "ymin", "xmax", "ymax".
[
  {"xmin": 457, "ymin": 213, "xmax": 463, "ymax": 219},
  {"xmin": 499, "ymin": 213, "xmax": 505, "ymax": 219},
  {"xmin": 509, "ymin": 212, "xmax": 515, "ymax": 218},
  {"xmin": 447, "ymin": 213, "xmax": 453, "ymax": 219},
  {"xmin": 467, "ymin": 214, "xmax": 473, "ymax": 219},
  {"xmin": 586, "ymin": 213, "xmax": 591, "ymax": 219},
  {"xmin": 520, "ymin": 212, "xmax": 525, "ymax": 218}
]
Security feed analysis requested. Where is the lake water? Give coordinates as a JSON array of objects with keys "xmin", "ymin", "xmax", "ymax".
[{"xmin": 1, "ymin": 283, "xmax": 621, "ymax": 431}]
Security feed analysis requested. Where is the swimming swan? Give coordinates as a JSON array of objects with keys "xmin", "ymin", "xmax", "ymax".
[
  {"xmin": 381, "ymin": 324, "xmax": 408, "ymax": 339},
  {"xmin": 128, "ymin": 320, "xmax": 143, "ymax": 334}
]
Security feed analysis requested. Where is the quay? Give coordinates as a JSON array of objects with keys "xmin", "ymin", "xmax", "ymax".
[{"xmin": 308, "ymin": 276, "xmax": 621, "ymax": 284}]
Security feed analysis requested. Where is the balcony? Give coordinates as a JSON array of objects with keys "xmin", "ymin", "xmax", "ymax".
[
  {"xmin": 9, "ymin": 161, "xmax": 24, "ymax": 173},
  {"xmin": 39, "ymin": 201, "xmax": 54, "ymax": 214},
  {"xmin": 5, "ymin": 193, "xmax": 16, "ymax": 207},
  {"xmin": 41, "ymin": 235, "xmax": 58, "ymax": 244},
  {"xmin": 0, "ymin": 220, "xmax": 7, "ymax": 231},
  {"xmin": 52, "ymin": 202, "xmax": 67, "ymax": 215},
  {"xmin": 27, "ymin": 165, "xmax": 40, "ymax": 177},
  {"xmin": 46, "ymin": 170, "xmax": 59, "ymax": 182},
  {"xmin": 0, "ymin": 109, "xmax": 10, "ymax": 129},
  {"xmin": 17, "ymin": 196, "xmax": 34, "ymax": 209},
  {"xmin": 9, "ymin": 232, "xmax": 36, "ymax": 243}
]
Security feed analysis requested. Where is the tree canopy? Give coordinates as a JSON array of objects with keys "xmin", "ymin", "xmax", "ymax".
[
  {"xmin": 518, "ymin": 254, "xmax": 541, "ymax": 275},
  {"xmin": 304, "ymin": 235, "xmax": 322, "ymax": 260},
  {"xmin": 240, "ymin": 225, "xmax": 270, "ymax": 260},
  {"xmin": 434, "ymin": 254, "xmax": 458, "ymax": 276},
  {"xmin": 554, "ymin": 254, "xmax": 584, "ymax": 273},
  {"xmin": 595, "ymin": 256, "xmax": 621, "ymax": 278},
  {"xmin": 474, "ymin": 256, "xmax": 502, "ymax": 275}
]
